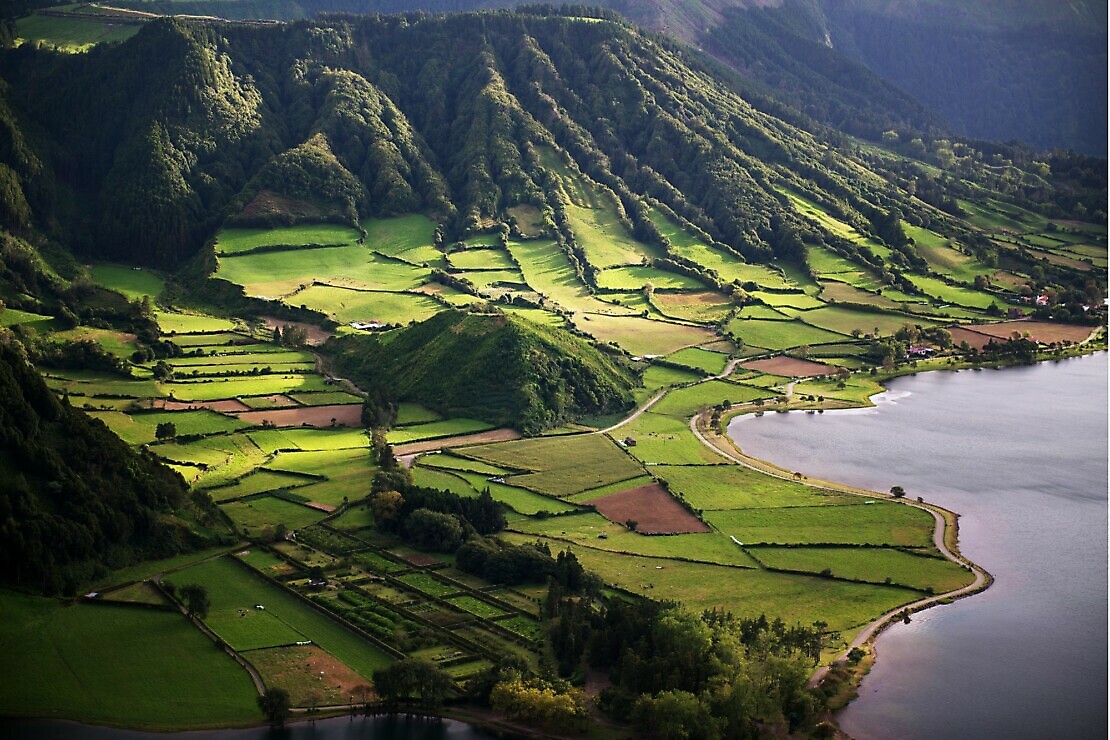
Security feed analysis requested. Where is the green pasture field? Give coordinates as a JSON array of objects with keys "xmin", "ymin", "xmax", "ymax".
[
  {"xmin": 207, "ymin": 470, "xmax": 316, "ymax": 502},
  {"xmin": 957, "ymin": 198, "xmax": 1046, "ymax": 232},
  {"xmin": 595, "ymin": 266, "xmax": 704, "ymax": 290},
  {"xmin": 215, "ymin": 494, "xmax": 321, "ymax": 534},
  {"xmin": 164, "ymin": 374, "xmax": 333, "ymax": 401},
  {"xmin": 904, "ymin": 274, "xmax": 1000, "ymax": 309},
  {"xmin": 447, "ymin": 595, "xmax": 509, "ymax": 619},
  {"xmin": 455, "ymin": 268, "xmax": 526, "ymax": 293},
  {"xmin": 289, "ymin": 391, "xmax": 363, "ymax": 406},
  {"xmin": 648, "ymin": 209, "xmax": 792, "ymax": 289},
  {"xmin": 736, "ymin": 304, "xmax": 790, "ymax": 320},
  {"xmin": 665, "ymin": 347, "xmax": 730, "ymax": 374},
  {"xmin": 0, "ymin": 592, "xmax": 257, "ymax": 729},
  {"xmin": 792, "ymin": 375, "xmax": 884, "ymax": 405},
  {"xmin": 44, "ymin": 372, "xmax": 160, "ymax": 402},
  {"xmin": 572, "ymin": 312, "xmax": 716, "ymax": 357},
  {"xmin": 169, "ymin": 350, "xmax": 315, "ymax": 366},
  {"xmin": 267, "ymin": 447, "xmax": 372, "ymax": 477},
  {"xmin": 641, "ymin": 364, "xmax": 703, "ymax": 396},
  {"xmin": 781, "ymin": 189, "xmax": 889, "ymax": 258},
  {"xmin": 237, "ymin": 394, "xmax": 299, "ymax": 410},
  {"xmin": 216, "ymin": 245, "xmax": 424, "ymax": 297},
  {"xmin": 386, "ymin": 418, "xmax": 494, "ymax": 445},
  {"xmin": 818, "ymin": 281, "xmax": 903, "ymax": 309},
  {"xmin": 15, "ymin": 14, "xmax": 139, "ymax": 52},
  {"xmin": 236, "ymin": 548, "xmax": 296, "ymax": 578},
  {"xmin": 565, "ymin": 196, "xmax": 662, "ymax": 269},
  {"xmin": 147, "ymin": 440, "xmax": 230, "ymax": 468},
  {"xmin": 448, "ymin": 248, "xmax": 517, "ymax": 271},
  {"xmin": 616, "ymin": 412, "xmax": 722, "ymax": 466},
  {"xmin": 395, "ymin": 403, "xmax": 443, "ymax": 426},
  {"xmin": 92, "ymin": 545, "xmax": 235, "ymax": 591},
  {"xmin": 156, "ymin": 311, "xmax": 238, "ymax": 334},
  {"xmin": 175, "ymin": 556, "xmax": 394, "ymax": 679},
  {"xmin": 705, "ymin": 502, "xmax": 934, "ymax": 547},
  {"xmin": 100, "ymin": 581, "xmax": 168, "ymax": 606},
  {"xmin": 650, "ymin": 292, "xmax": 734, "ymax": 323},
  {"xmin": 904, "ymin": 226, "xmax": 993, "ymax": 283},
  {"xmin": 751, "ymin": 291, "xmax": 826, "ymax": 310},
  {"xmin": 216, "ymin": 223, "xmax": 360, "ymax": 255},
  {"xmin": 205, "ymin": 608, "xmax": 306, "ymax": 651},
  {"xmin": 89, "ymin": 263, "xmax": 165, "ymax": 300},
  {"xmin": 0, "ymin": 307, "xmax": 55, "ymax": 332},
  {"xmin": 653, "ymin": 464, "xmax": 859, "ymax": 511},
  {"xmin": 172, "ymin": 362, "xmax": 315, "ymax": 378},
  {"xmin": 749, "ymin": 546, "xmax": 973, "ymax": 593},
  {"xmin": 506, "ymin": 240, "xmax": 633, "ymax": 316},
  {"xmin": 507, "ymin": 515, "xmax": 760, "ymax": 568},
  {"xmin": 169, "ymin": 332, "xmax": 253, "ymax": 347},
  {"xmin": 452, "ymin": 471, "xmax": 578, "ymax": 515},
  {"xmin": 805, "ymin": 245, "xmax": 870, "ymax": 277},
  {"xmin": 399, "ymin": 573, "xmax": 460, "ymax": 598},
  {"xmin": 416, "ymin": 453, "xmax": 509, "ymax": 476},
  {"xmin": 410, "ymin": 467, "xmax": 480, "ymax": 498},
  {"xmin": 649, "ymin": 379, "xmax": 774, "ymax": 419},
  {"xmin": 725, "ymin": 317, "xmax": 846, "ymax": 351},
  {"xmin": 460, "ymin": 434, "xmax": 644, "ymax": 497},
  {"xmin": 91, "ymin": 409, "xmax": 249, "ymax": 445},
  {"xmin": 293, "ymin": 286, "xmax": 442, "ymax": 325},
  {"xmin": 277, "ymin": 428, "xmax": 369, "ymax": 451},
  {"xmin": 511, "ymin": 544, "xmax": 922, "ymax": 633},
  {"xmin": 328, "ymin": 504, "xmax": 375, "ymax": 532},
  {"xmin": 46, "ymin": 327, "xmax": 134, "ymax": 359},
  {"xmin": 363, "ymin": 215, "xmax": 438, "ymax": 261},
  {"xmin": 565, "ymin": 474, "xmax": 655, "ymax": 503},
  {"xmin": 500, "ymin": 306, "xmax": 568, "ymax": 327},
  {"xmin": 247, "ymin": 429, "xmax": 302, "ymax": 453},
  {"xmin": 781, "ymin": 305, "xmax": 933, "ymax": 336}
]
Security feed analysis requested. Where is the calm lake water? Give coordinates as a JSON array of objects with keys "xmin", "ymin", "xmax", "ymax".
[
  {"xmin": 728, "ymin": 352, "xmax": 1108, "ymax": 740},
  {"xmin": 2, "ymin": 714, "xmax": 505, "ymax": 740}
]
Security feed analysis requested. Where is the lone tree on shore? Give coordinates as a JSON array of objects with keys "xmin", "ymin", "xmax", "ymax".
[
  {"xmin": 258, "ymin": 687, "xmax": 291, "ymax": 726},
  {"xmin": 890, "ymin": 485, "xmax": 906, "ymax": 498}
]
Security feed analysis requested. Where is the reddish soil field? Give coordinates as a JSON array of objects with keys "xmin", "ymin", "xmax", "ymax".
[
  {"xmin": 234, "ymin": 403, "xmax": 363, "ymax": 428},
  {"xmin": 741, "ymin": 356, "xmax": 832, "ymax": 378},
  {"xmin": 585, "ymin": 483, "xmax": 710, "ymax": 534},
  {"xmin": 391, "ymin": 550, "xmax": 443, "ymax": 567},
  {"xmin": 260, "ymin": 316, "xmax": 333, "ymax": 346},
  {"xmin": 304, "ymin": 501, "xmax": 336, "ymax": 513},
  {"xmin": 947, "ymin": 326, "xmax": 996, "ymax": 351},
  {"xmin": 249, "ymin": 644, "xmax": 372, "ymax": 707},
  {"xmin": 151, "ymin": 398, "xmax": 251, "ymax": 412},
  {"xmin": 967, "ymin": 321, "xmax": 1095, "ymax": 344}
]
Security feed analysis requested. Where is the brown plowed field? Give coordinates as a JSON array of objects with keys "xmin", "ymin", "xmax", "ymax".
[
  {"xmin": 741, "ymin": 356, "xmax": 832, "ymax": 378},
  {"xmin": 152, "ymin": 398, "xmax": 251, "ymax": 412},
  {"xmin": 392, "ymin": 428, "xmax": 522, "ymax": 456},
  {"xmin": 947, "ymin": 326, "xmax": 995, "ymax": 351},
  {"xmin": 966, "ymin": 320, "xmax": 1095, "ymax": 344},
  {"xmin": 234, "ymin": 403, "xmax": 362, "ymax": 428},
  {"xmin": 260, "ymin": 316, "xmax": 333, "ymax": 346},
  {"xmin": 585, "ymin": 483, "xmax": 710, "ymax": 534}
]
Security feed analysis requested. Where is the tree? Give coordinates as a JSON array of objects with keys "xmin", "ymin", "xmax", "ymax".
[
  {"xmin": 403, "ymin": 508, "xmax": 464, "ymax": 552},
  {"xmin": 890, "ymin": 485, "xmax": 906, "ymax": 499},
  {"xmin": 370, "ymin": 491, "xmax": 404, "ymax": 527},
  {"xmin": 257, "ymin": 687, "xmax": 291, "ymax": 726},
  {"xmin": 154, "ymin": 421, "xmax": 177, "ymax": 440},
  {"xmin": 630, "ymin": 690, "xmax": 717, "ymax": 740},
  {"xmin": 179, "ymin": 583, "xmax": 209, "ymax": 619},
  {"xmin": 372, "ymin": 659, "xmax": 454, "ymax": 710}
]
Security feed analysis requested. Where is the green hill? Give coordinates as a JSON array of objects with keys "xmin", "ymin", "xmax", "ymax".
[
  {"xmin": 0, "ymin": 334, "xmax": 219, "ymax": 595},
  {"xmin": 332, "ymin": 310, "xmax": 638, "ymax": 434}
]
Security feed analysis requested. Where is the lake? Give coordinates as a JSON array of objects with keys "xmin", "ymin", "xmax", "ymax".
[{"xmin": 728, "ymin": 352, "xmax": 1108, "ymax": 740}]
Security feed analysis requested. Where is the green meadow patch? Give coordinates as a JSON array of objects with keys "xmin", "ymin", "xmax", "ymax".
[
  {"xmin": 616, "ymin": 412, "xmax": 721, "ymax": 466},
  {"xmin": 215, "ymin": 224, "xmax": 360, "ymax": 255},
  {"xmin": 749, "ymin": 546, "xmax": 974, "ymax": 593},
  {"xmin": 293, "ymin": 286, "xmax": 442, "ymax": 325},
  {"xmin": 654, "ymin": 464, "xmax": 855, "ymax": 511},
  {"xmin": 448, "ymin": 249, "xmax": 517, "ymax": 271},
  {"xmin": 156, "ymin": 311, "xmax": 237, "ymax": 334},
  {"xmin": 649, "ymin": 380, "xmax": 774, "ymax": 419},
  {"xmin": 460, "ymin": 434, "xmax": 644, "ymax": 497},
  {"xmin": 0, "ymin": 591, "xmax": 257, "ymax": 729},
  {"xmin": 904, "ymin": 275, "xmax": 1000, "ymax": 309},
  {"xmin": 89, "ymin": 264, "xmax": 165, "ymax": 301},
  {"xmin": 386, "ymin": 418, "xmax": 494, "ymax": 445},
  {"xmin": 751, "ymin": 291, "xmax": 825, "ymax": 310},
  {"xmin": 705, "ymin": 502, "xmax": 933, "ymax": 547},
  {"xmin": 595, "ymin": 266, "xmax": 705, "ymax": 290},
  {"xmin": 665, "ymin": 347, "xmax": 730, "ymax": 375},
  {"xmin": 572, "ymin": 313, "xmax": 716, "ymax": 357},
  {"xmin": 725, "ymin": 317, "xmax": 846, "ymax": 351},
  {"xmin": 782, "ymin": 305, "xmax": 933, "ymax": 336}
]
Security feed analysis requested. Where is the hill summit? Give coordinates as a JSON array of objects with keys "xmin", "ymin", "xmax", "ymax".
[{"xmin": 332, "ymin": 310, "xmax": 638, "ymax": 434}]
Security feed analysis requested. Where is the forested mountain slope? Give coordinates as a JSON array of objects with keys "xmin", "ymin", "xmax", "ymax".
[{"xmin": 2, "ymin": 8, "xmax": 1102, "ymax": 276}]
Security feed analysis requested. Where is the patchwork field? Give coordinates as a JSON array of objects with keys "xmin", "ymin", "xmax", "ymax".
[{"xmin": 585, "ymin": 483, "xmax": 710, "ymax": 534}]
